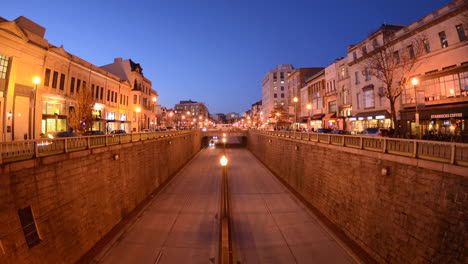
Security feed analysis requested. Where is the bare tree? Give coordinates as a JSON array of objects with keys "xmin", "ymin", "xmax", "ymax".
[
  {"xmin": 68, "ymin": 86, "xmax": 96, "ymax": 134},
  {"xmin": 362, "ymin": 35, "xmax": 424, "ymax": 136}
]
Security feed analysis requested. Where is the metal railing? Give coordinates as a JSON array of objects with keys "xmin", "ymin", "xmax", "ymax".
[
  {"xmin": 254, "ymin": 131, "xmax": 468, "ymax": 166},
  {"xmin": 0, "ymin": 130, "xmax": 194, "ymax": 164}
]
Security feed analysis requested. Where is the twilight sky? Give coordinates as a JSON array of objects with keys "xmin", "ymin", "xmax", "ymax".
[{"xmin": 4, "ymin": 0, "xmax": 451, "ymax": 114}]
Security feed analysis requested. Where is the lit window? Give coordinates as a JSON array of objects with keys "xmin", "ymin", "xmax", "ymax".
[
  {"xmin": 439, "ymin": 31, "xmax": 448, "ymax": 48},
  {"xmin": 274, "ymin": 86, "xmax": 277, "ymax": 91},
  {"xmin": 281, "ymin": 80, "xmax": 284, "ymax": 84},
  {"xmin": 0, "ymin": 55, "xmax": 9, "ymax": 79}
]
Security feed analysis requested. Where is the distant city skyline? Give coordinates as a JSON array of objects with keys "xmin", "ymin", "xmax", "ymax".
[{"xmin": 3, "ymin": 0, "xmax": 451, "ymax": 113}]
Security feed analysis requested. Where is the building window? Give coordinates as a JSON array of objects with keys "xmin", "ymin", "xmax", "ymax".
[
  {"xmin": 83, "ymin": 81, "xmax": 86, "ymax": 89},
  {"xmin": 91, "ymin": 84, "xmax": 95, "ymax": 97},
  {"xmin": 70, "ymin": 77, "xmax": 75, "ymax": 93},
  {"xmin": 328, "ymin": 100, "xmax": 336, "ymax": 113},
  {"xmin": 134, "ymin": 95, "xmax": 137, "ymax": 104},
  {"xmin": 372, "ymin": 39, "xmax": 379, "ymax": 49},
  {"xmin": 95, "ymin": 86, "xmax": 99, "ymax": 99},
  {"xmin": 44, "ymin": 68, "xmax": 51, "ymax": 87},
  {"xmin": 273, "ymin": 73, "xmax": 277, "ymax": 79},
  {"xmin": 274, "ymin": 86, "xmax": 277, "ymax": 91},
  {"xmin": 408, "ymin": 45, "xmax": 415, "ymax": 59},
  {"xmin": 274, "ymin": 93, "xmax": 277, "ymax": 98},
  {"xmin": 52, "ymin": 71, "xmax": 58, "ymax": 88},
  {"xmin": 100, "ymin": 87, "xmax": 104, "ymax": 100},
  {"xmin": 280, "ymin": 72, "xmax": 284, "ymax": 78},
  {"xmin": 394, "ymin": 51, "xmax": 401, "ymax": 64},
  {"xmin": 281, "ymin": 86, "xmax": 284, "ymax": 91},
  {"xmin": 340, "ymin": 66, "xmax": 345, "ymax": 79},
  {"xmin": 363, "ymin": 88, "xmax": 375, "ymax": 109},
  {"xmin": 355, "ymin": 71, "xmax": 360, "ymax": 84},
  {"xmin": 353, "ymin": 52, "xmax": 357, "ymax": 61},
  {"xmin": 107, "ymin": 91, "xmax": 110, "ymax": 101},
  {"xmin": 76, "ymin": 79, "xmax": 81, "ymax": 93},
  {"xmin": 456, "ymin": 24, "xmax": 467, "ymax": 41},
  {"xmin": 364, "ymin": 69, "xmax": 371, "ymax": 81},
  {"xmin": 281, "ymin": 93, "xmax": 284, "ymax": 98},
  {"xmin": 0, "ymin": 55, "xmax": 9, "ymax": 79},
  {"xmin": 356, "ymin": 93, "xmax": 361, "ymax": 109},
  {"xmin": 274, "ymin": 101, "xmax": 277, "ymax": 105},
  {"xmin": 59, "ymin": 74, "xmax": 65, "ymax": 90},
  {"xmin": 439, "ymin": 31, "xmax": 448, "ymax": 48},
  {"xmin": 424, "ymin": 39, "xmax": 431, "ymax": 53},
  {"xmin": 342, "ymin": 86, "xmax": 349, "ymax": 105},
  {"xmin": 280, "ymin": 80, "xmax": 284, "ymax": 84},
  {"xmin": 362, "ymin": 46, "xmax": 367, "ymax": 55}
]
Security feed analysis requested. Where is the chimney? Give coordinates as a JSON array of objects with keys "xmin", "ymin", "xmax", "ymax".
[{"xmin": 114, "ymin": 58, "xmax": 123, "ymax": 62}]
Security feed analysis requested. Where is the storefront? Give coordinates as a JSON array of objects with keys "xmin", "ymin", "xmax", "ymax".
[
  {"xmin": 400, "ymin": 104, "xmax": 468, "ymax": 142},
  {"xmin": 348, "ymin": 110, "xmax": 392, "ymax": 134},
  {"xmin": 41, "ymin": 99, "xmax": 67, "ymax": 135},
  {"xmin": 323, "ymin": 113, "xmax": 337, "ymax": 129}
]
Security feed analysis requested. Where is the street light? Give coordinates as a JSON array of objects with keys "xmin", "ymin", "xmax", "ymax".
[
  {"xmin": 306, "ymin": 103, "xmax": 312, "ymax": 131},
  {"xmin": 293, "ymin": 96, "xmax": 298, "ymax": 130},
  {"xmin": 411, "ymin": 77, "xmax": 419, "ymax": 137},
  {"xmin": 136, "ymin": 107, "xmax": 141, "ymax": 132},
  {"xmin": 32, "ymin": 76, "xmax": 41, "ymax": 139}
]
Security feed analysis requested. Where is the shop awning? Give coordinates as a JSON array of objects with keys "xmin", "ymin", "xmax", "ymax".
[
  {"xmin": 323, "ymin": 113, "xmax": 336, "ymax": 120},
  {"xmin": 354, "ymin": 110, "xmax": 390, "ymax": 119},
  {"xmin": 311, "ymin": 114, "xmax": 325, "ymax": 120}
]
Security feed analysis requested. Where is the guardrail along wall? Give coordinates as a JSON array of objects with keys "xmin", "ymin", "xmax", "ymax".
[
  {"xmin": 248, "ymin": 131, "xmax": 467, "ymax": 264},
  {"xmin": 0, "ymin": 131, "xmax": 201, "ymax": 264}
]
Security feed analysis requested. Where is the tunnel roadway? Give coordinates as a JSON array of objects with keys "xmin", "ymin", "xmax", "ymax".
[{"xmin": 92, "ymin": 147, "xmax": 357, "ymax": 264}]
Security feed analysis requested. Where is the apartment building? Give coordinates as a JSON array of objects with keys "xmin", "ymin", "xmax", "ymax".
[
  {"xmin": 345, "ymin": 0, "xmax": 467, "ymax": 137},
  {"xmin": 261, "ymin": 64, "xmax": 294, "ymax": 119},
  {"xmin": 101, "ymin": 58, "xmax": 159, "ymax": 132},
  {"xmin": 0, "ymin": 16, "xmax": 153, "ymax": 140},
  {"xmin": 287, "ymin": 68, "xmax": 323, "ymax": 127},
  {"xmin": 300, "ymin": 70, "xmax": 326, "ymax": 131}
]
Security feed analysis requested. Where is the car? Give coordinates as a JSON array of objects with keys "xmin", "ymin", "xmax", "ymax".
[
  {"xmin": 142, "ymin": 129, "xmax": 154, "ymax": 133},
  {"xmin": 83, "ymin": 130, "xmax": 105, "ymax": 136},
  {"xmin": 359, "ymin": 128, "xmax": 390, "ymax": 137},
  {"xmin": 315, "ymin": 128, "xmax": 332, "ymax": 133},
  {"xmin": 46, "ymin": 131, "xmax": 79, "ymax": 138},
  {"xmin": 110, "ymin": 130, "xmax": 127, "ymax": 134},
  {"xmin": 208, "ymin": 140, "xmax": 215, "ymax": 147},
  {"xmin": 332, "ymin": 130, "xmax": 351, "ymax": 135}
]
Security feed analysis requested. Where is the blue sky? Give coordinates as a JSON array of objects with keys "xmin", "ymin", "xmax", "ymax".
[{"xmin": 3, "ymin": 0, "xmax": 451, "ymax": 114}]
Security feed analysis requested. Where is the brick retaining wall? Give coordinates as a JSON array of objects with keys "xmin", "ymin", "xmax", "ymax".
[
  {"xmin": 248, "ymin": 132, "xmax": 467, "ymax": 264},
  {"xmin": 0, "ymin": 132, "xmax": 201, "ymax": 264}
]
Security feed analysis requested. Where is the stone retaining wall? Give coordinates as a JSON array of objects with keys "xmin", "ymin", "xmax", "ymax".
[
  {"xmin": 0, "ymin": 132, "xmax": 201, "ymax": 264},
  {"xmin": 247, "ymin": 132, "xmax": 467, "ymax": 264}
]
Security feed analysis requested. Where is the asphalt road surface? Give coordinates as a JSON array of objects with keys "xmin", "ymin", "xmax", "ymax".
[{"xmin": 93, "ymin": 146, "xmax": 357, "ymax": 264}]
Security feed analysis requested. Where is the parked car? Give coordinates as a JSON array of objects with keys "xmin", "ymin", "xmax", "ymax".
[
  {"xmin": 46, "ymin": 131, "xmax": 79, "ymax": 138},
  {"xmin": 83, "ymin": 130, "xmax": 105, "ymax": 136},
  {"xmin": 332, "ymin": 130, "xmax": 351, "ymax": 135},
  {"xmin": 142, "ymin": 129, "xmax": 154, "ymax": 132},
  {"xmin": 315, "ymin": 128, "xmax": 332, "ymax": 133},
  {"xmin": 110, "ymin": 130, "xmax": 127, "ymax": 134},
  {"xmin": 359, "ymin": 128, "xmax": 390, "ymax": 137}
]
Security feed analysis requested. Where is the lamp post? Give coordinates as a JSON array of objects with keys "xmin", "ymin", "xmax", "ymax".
[
  {"xmin": 275, "ymin": 112, "xmax": 280, "ymax": 130},
  {"xmin": 411, "ymin": 77, "xmax": 419, "ymax": 138},
  {"xmin": 136, "ymin": 107, "xmax": 141, "ymax": 132},
  {"xmin": 152, "ymin": 96, "xmax": 157, "ymax": 129},
  {"xmin": 32, "ymin": 76, "xmax": 41, "ymax": 139},
  {"xmin": 293, "ymin": 96, "xmax": 298, "ymax": 130},
  {"xmin": 306, "ymin": 103, "xmax": 312, "ymax": 131},
  {"xmin": 219, "ymin": 154, "xmax": 230, "ymax": 263}
]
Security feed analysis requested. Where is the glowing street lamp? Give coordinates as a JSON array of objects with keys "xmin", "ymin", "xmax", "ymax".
[
  {"xmin": 136, "ymin": 107, "xmax": 141, "ymax": 132},
  {"xmin": 293, "ymin": 96, "xmax": 298, "ymax": 130}
]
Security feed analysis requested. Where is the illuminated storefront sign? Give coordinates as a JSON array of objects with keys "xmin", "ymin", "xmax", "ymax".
[
  {"xmin": 430, "ymin": 113, "xmax": 463, "ymax": 119},
  {"xmin": 375, "ymin": 115, "xmax": 385, "ymax": 120}
]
